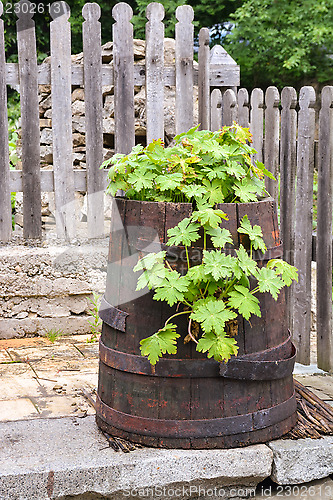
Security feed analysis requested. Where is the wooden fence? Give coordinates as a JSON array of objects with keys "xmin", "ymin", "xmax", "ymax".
[
  {"xmin": 0, "ymin": 0, "xmax": 239, "ymax": 241},
  {"xmin": 0, "ymin": 1, "xmax": 332, "ymax": 371}
]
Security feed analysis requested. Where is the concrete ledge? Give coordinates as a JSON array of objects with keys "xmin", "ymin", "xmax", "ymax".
[
  {"xmin": 268, "ymin": 436, "xmax": 333, "ymax": 485},
  {"xmin": 0, "ymin": 416, "xmax": 273, "ymax": 500}
]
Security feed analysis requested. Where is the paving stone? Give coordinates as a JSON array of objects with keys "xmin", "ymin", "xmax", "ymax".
[
  {"xmin": 294, "ymin": 375, "xmax": 333, "ymax": 398},
  {"xmin": 0, "ymin": 416, "xmax": 273, "ymax": 500},
  {"xmin": 269, "ymin": 437, "xmax": 333, "ymax": 485},
  {"xmin": 0, "ymin": 398, "xmax": 39, "ymax": 421}
]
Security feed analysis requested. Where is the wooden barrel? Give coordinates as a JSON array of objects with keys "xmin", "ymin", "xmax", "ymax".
[{"xmin": 96, "ymin": 197, "xmax": 297, "ymax": 449}]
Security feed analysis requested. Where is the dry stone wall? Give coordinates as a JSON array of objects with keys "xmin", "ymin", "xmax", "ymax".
[{"xmin": 0, "ymin": 241, "xmax": 108, "ymax": 339}]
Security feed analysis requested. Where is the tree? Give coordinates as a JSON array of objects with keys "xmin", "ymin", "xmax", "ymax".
[{"xmin": 224, "ymin": 0, "xmax": 333, "ymax": 89}]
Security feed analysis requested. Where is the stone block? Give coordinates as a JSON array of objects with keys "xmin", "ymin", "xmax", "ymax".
[
  {"xmin": 269, "ymin": 437, "xmax": 333, "ymax": 484},
  {"xmin": 0, "ymin": 416, "xmax": 273, "ymax": 500}
]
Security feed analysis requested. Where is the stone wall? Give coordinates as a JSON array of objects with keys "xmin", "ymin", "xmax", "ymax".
[{"xmin": 0, "ymin": 240, "xmax": 108, "ymax": 339}]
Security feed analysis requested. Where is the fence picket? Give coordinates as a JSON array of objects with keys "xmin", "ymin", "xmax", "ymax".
[
  {"xmin": 293, "ymin": 86, "xmax": 316, "ymax": 364},
  {"xmin": 317, "ymin": 86, "xmax": 333, "ymax": 372},
  {"xmin": 112, "ymin": 2, "xmax": 135, "ymax": 154},
  {"xmin": 280, "ymin": 87, "xmax": 297, "ymax": 331},
  {"xmin": 175, "ymin": 5, "xmax": 194, "ymax": 134},
  {"xmin": 16, "ymin": 0, "xmax": 41, "ymax": 239},
  {"xmin": 264, "ymin": 86, "xmax": 280, "ymax": 200},
  {"xmin": 0, "ymin": 1, "xmax": 11, "ymax": 241},
  {"xmin": 280, "ymin": 87, "xmax": 297, "ymax": 265},
  {"xmin": 82, "ymin": 2, "xmax": 104, "ymax": 239},
  {"xmin": 210, "ymin": 89, "xmax": 222, "ymax": 131},
  {"xmin": 222, "ymin": 88, "xmax": 237, "ymax": 126},
  {"xmin": 50, "ymin": 1, "xmax": 76, "ymax": 240},
  {"xmin": 250, "ymin": 88, "xmax": 264, "ymax": 163},
  {"xmin": 237, "ymin": 88, "xmax": 249, "ymax": 128},
  {"xmin": 145, "ymin": 2, "xmax": 164, "ymax": 143},
  {"xmin": 198, "ymin": 27, "xmax": 210, "ymax": 131}
]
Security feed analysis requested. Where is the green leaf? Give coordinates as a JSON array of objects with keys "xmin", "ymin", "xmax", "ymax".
[
  {"xmin": 266, "ymin": 259, "xmax": 298, "ymax": 286},
  {"xmin": 133, "ymin": 251, "xmax": 166, "ymax": 272},
  {"xmin": 228, "ymin": 285, "xmax": 261, "ymax": 320},
  {"xmin": 254, "ymin": 161, "xmax": 276, "ymax": 180},
  {"xmin": 233, "ymin": 179, "xmax": 260, "ymax": 202},
  {"xmin": 166, "ymin": 218, "xmax": 201, "ymax": 246},
  {"xmin": 235, "ymin": 244, "xmax": 258, "ymax": 276},
  {"xmin": 202, "ymin": 250, "xmax": 236, "ymax": 281},
  {"xmin": 153, "ymin": 271, "xmax": 190, "ymax": 306},
  {"xmin": 196, "ymin": 331, "xmax": 239, "ymax": 362},
  {"xmin": 187, "ymin": 264, "xmax": 207, "ymax": 282},
  {"xmin": 140, "ymin": 323, "xmax": 180, "ymax": 365},
  {"xmin": 192, "ymin": 203, "xmax": 228, "ymax": 228},
  {"xmin": 237, "ymin": 215, "xmax": 267, "ymax": 252},
  {"xmin": 127, "ymin": 170, "xmax": 155, "ymax": 191},
  {"xmin": 256, "ymin": 267, "xmax": 285, "ymax": 300},
  {"xmin": 136, "ymin": 263, "xmax": 167, "ymax": 291},
  {"xmin": 202, "ymin": 179, "xmax": 225, "ymax": 205},
  {"xmin": 191, "ymin": 299, "xmax": 237, "ymax": 334},
  {"xmin": 225, "ymin": 160, "xmax": 246, "ymax": 179},
  {"xmin": 181, "ymin": 184, "xmax": 207, "ymax": 201},
  {"xmin": 206, "ymin": 227, "xmax": 233, "ymax": 249},
  {"xmin": 155, "ymin": 173, "xmax": 183, "ymax": 191}
]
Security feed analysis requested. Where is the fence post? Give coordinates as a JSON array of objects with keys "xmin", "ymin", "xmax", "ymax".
[
  {"xmin": 175, "ymin": 5, "xmax": 194, "ymax": 134},
  {"xmin": 237, "ymin": 88, "xmax": 249, "ymax": 128},
  {"xmin": 145, "ymin": 2, "xmax": 164, "ymax": 143},
  {"xmin": 112, "ymin": 2, "xmax": 135, "ymax": 154},
  {"xmin": 280, "ymin": 87, "xmax": 297, "ymax": 266},
  {"xmin": 280, "ymin": 87, "xmax": 297, "ymax": 331},
  {"xmin": 317, "ymin": 86, "xmax": 333, "ymax": 372},
  {"xmin": 250, "ymin": 88, "xmax": 264, "ymax": 163},
  {"xmin": 293, "ymin": 86, "xmax": 316, "ymax": 365},
  {"xmin": 264, "ymin": 86, "xmax": 280, "ymax": 200},
  {"xmin": 198, "ymin": 27, "xmax": 210, "ymax": 131},
  {"xmin": 50, "ymin": 1, "xmax": 76, "ymax": 240},
  {"xmin": 16, "ymin": 0, "xmax": 41, "ymax": 239},
  {"xmin": 222, "ymin": 88, "xmax": 237, "ymax": 126},
  {"xmin": 83, "ymin": 2, "xmax": 104, "ymax": 239},
  {"xmin": 210, "ymin": 89, "xmax": 222, "ymax": 132},
  {"xmin": 0, "ymin": 1, "xmax": 11, "ymax": 241}
]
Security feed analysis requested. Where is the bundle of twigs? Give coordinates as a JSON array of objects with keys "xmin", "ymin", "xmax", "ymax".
[{"xmin": 285, "ymin": 379, "xmax": 333, "ymax": 439}]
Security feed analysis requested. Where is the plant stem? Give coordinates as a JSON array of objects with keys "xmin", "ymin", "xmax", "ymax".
[
  {"xmin": 251, "ymin": 286, "xmax": 260, "ymax": 295},
  {"xmin": 187, "ymin": 318, "xmax": 198, "ymax": 344},
  {"xmin": 185, "ymin": 245, "xmax": 190, "ymax": 270},
  {"xmin": 165, "ymin": 310, "xmax": 191, "ymax": 327},
  {"xmin": 204, "ymin": 228, "xmax": 207, "ymax": 250}
]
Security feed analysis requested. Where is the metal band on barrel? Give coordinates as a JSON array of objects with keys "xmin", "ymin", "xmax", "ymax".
[
  {"xmin": 99, "ymin": 335, "xmax": 295, "ymax": 380},
  {"xmin": 96, "ymin": 392, "xmax": 297, "ymax": 438},
  {"xmin": 99, "ymin": 296, "xmax": 128, "ymax": 333}
]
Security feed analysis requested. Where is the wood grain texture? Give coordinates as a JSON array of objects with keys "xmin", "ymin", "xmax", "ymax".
[
  {"xmin": 145, "ymin": 2, "xmax": 164, "ymax": 143},
  {"xmin": 198, "ymin": 27, "xmax": 210, "ymax": 130},
  {"xmin": 210, "ymin": 88, "xmax": 222, "ymax": 132},
  {"xmin": 16, "ymin": 0, "xmax": 42, "ymax": 239},
  {"xmin": 82, "ymin": 3, "xmax": 104, "ymax": 238},
  {"xmin": 280, "ymin": 87, "xmax": 297, "ymax": 332},
  {"xmin": 175, "ymin": 5, "xmax": 194, "ymax": 134},
  {"xmin": 222, "ymin": 88, "xmax": 237, "ymax": 126},
  {"xmin": 293, "ymin": 86, "xmax": 316, "ymax": 365},
  {"xmin": 50, "ymin": 1, "xmax": 76, "ymax": 240},
  {"xmin": 250, "ymin": 88, "xmax": 264, "ymax": 163},
  {"xmin": 6, "ymin": 61, "xmax": 240, "ymax": 87},
  {"xmin": 237, "ymin": 88, "xmax": 249, "ymax": 128},
  {"xmin": 264, "ymin": 86, "xmax": 280, "ymax": 200},
  {"xmin": 317, "ymin": 86, "xmax": 333, "ymax": 372},
  {"xmin": 0, "ymin": 1, "xmax": 11, "ymax": 241},
  {"xmin": 112, "ymin": 2, "xmax": 135, "ymax": 154}
]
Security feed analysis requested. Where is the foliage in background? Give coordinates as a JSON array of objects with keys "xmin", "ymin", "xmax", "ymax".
[
  {"xmin": 87, "ymin": 292, "xmax": 102, "ymax": 343},
  {"xmin": 225, "ymin": 0, "xmax": 333, "ymax": 89}
]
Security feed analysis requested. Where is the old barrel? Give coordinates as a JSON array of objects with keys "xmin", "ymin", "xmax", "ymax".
[{"xmin": 96, "ymin": 197, "xmax": 297, "ymax": 449}]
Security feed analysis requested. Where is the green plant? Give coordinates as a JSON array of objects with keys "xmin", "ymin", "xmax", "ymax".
[
  {"xmin": 46, "ymin": 328, "xmax": 63, "ymax": 343},
  {"xmin": 103, "ymin": 123, "xmax": 274, "ymax": 204},
  {"xmin": 87, "ymin": 292, "xmax": 102, "ymax": 343},
  {"xmin": 103, "ymin": 123, "xmax": 298, "ymax": 365},
  {"xmin": 134, "ymin": 212, "xmax": 298, "ymax": 365}
]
